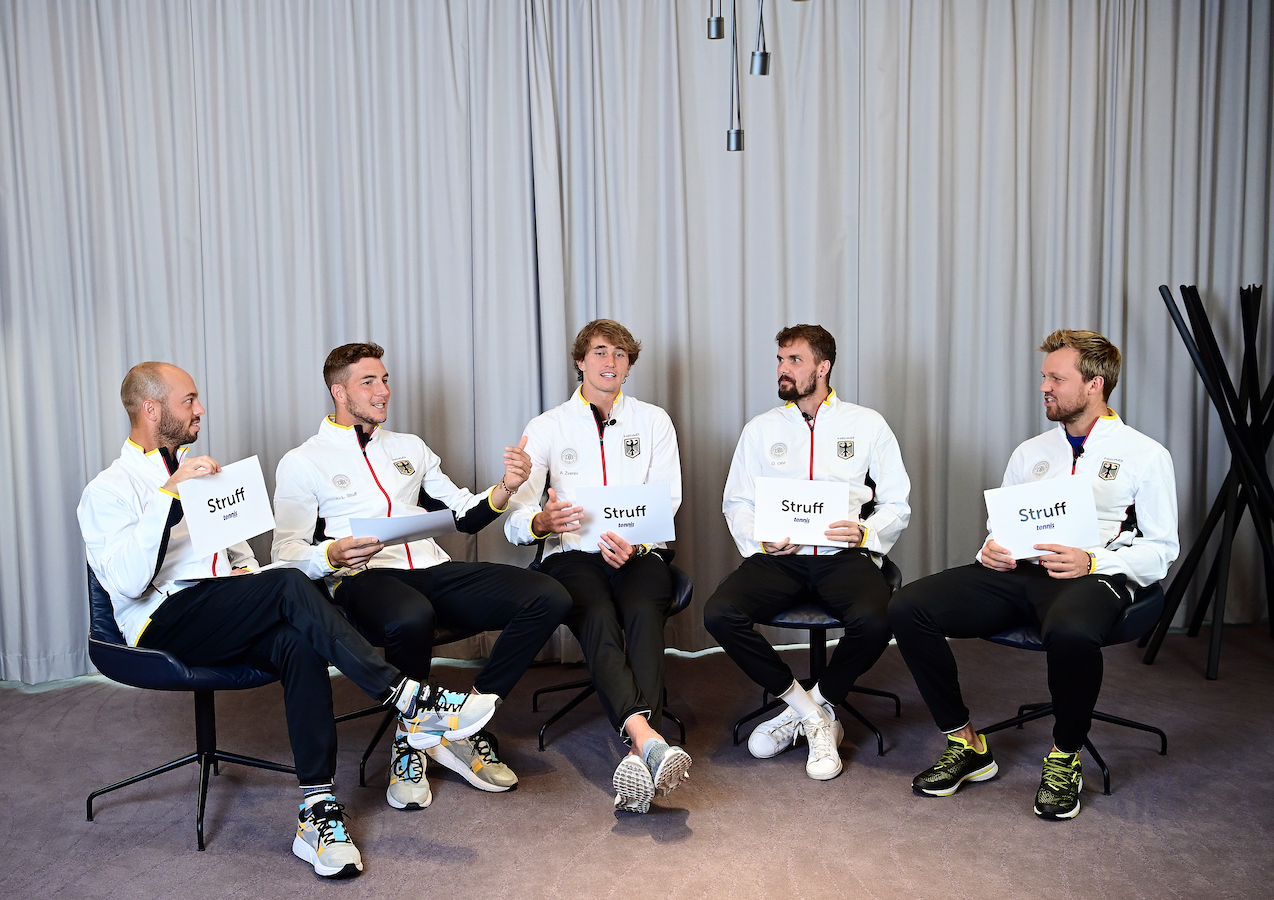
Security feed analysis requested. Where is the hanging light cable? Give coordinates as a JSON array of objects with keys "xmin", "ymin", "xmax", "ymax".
[
  {"xmin": 727, "ymin": 0, "xmax": 744, "ymax": 150},
  {"xmin": 708, "ymin": 0, "xmax": 724, "ymax": 39},
  {"xmin": 750, "ymin": 0, "xmax": 770, "ymax": 75}
]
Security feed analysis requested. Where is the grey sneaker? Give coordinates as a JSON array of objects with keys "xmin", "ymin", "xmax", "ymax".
[
  {"xmin": 613, "ymin": 754, "xmax": 656, "ymax": 814},
  {"xmin": 292, "ymin": 797, "xmax": 363, "ymax": 878},
  {"xmin": 399, "ymin": 684, "xmax": 498, "ymax": 749},
  {"xmin": 643, "ymin": 739, "xmax": 692, "ymax": 796},
  {"xmin": 426, "ymin": 730, "xmax": 518, "ymax": 792},
  {"xmin": 386, "ymin": 735, "xmax": 432, "ymax": 810}
]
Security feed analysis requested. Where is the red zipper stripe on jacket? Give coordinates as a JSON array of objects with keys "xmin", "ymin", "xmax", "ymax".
[
  {"xmin": 212, "ymin": 551, "xmax": 218, "ymax": 576},
  {"xmin": 362, "ymin": 445, "xmax": 414, "ymax": 567},
  {"xmin": 597, "ymin": 416, "xmax": 609, "ymax": 485},
  {"xmin": 807, "ymin": 412, "xmax": 817, "ymax": 555}
]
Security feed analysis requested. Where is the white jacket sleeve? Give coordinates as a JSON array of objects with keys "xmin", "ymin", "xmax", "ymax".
[
  {"xmin": 78, "ymin": 480, "xmax": 176, "ymax": 601},
  {"xmin": 1092, "ymin": 445, "xmax": 1179, "ymax": 586},
  {"xmin": 651, "ymin": 410, "xmax": 683, "ymax": 517},
  {"xmin": 722, "ymin": 428, "xmax": 762, "ymax": 558},
  {"xmin": 505, "ymin": 419, "xmax": 551, "ymax": 546},
  {"xmin": 859, "ymin": 420, "xmax": 911, "ymax": 555},
  {"xmin": 271, "ymin": 452, "xmax": 336, "ymax": 578}
]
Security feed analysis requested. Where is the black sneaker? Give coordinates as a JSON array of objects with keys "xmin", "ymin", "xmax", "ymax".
[
  {"xmin": 1034, "ymin": 750, "xmax": 1082, "ymax": 820},
  {"xmin": 912, "ymin": 733, "xmax": 999, "ymax": 797}
]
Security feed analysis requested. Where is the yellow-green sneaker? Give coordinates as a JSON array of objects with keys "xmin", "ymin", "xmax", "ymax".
[
  {"xmin": 1034, "ymin": 749, "xmax": 1082, "ymax": 820},
  {"xmin": 912, "ymin": 733, "xmax": 999, "ymax": 797}
]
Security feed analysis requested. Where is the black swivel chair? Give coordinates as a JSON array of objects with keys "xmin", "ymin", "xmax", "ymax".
[
  {"xmin": 980, "ymin": 582, "xmax": 1169, "ymax": 795},
  {"xmin": 531, "ymin": 563, "xmax": 693, "ymax": 750},
  {"xmin": 85, "ymin": 567, "xmax": 295, "ymax": 851},
  {"xmin": 731, "ymin": 556, "xmax": 904, "ymax": 756}
]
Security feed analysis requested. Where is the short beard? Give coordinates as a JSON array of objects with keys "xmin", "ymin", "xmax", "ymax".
[
  {"xmin": 777, "ymin": 374, "xmax": 817, "ymax": 403},
  {"xmin": 157, "ymin": 406, "xmax": 197, "ymax": 448},
  {"xmin": 1044, "ymin": 396, "xmax": 1088, "ymax": 426}
]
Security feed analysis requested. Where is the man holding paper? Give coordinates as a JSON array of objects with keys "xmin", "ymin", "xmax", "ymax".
[
  {"xmin": 704, "ymin": 324, "xmax": 912, "ymax": 781},
  {"xmin": 505, "ymin": 319, "xmax": 692, "ymax": 814},
  {"xmin": 272, "ymin": 343, "xmax": 571, "ymax": 806},
  {"xmin": 889, "ymin": 330, "xmax": 1178, "ymax": 820},
  {"xmin": 78, "ymin": 362, "xmax": 500, "ymax": 879}
]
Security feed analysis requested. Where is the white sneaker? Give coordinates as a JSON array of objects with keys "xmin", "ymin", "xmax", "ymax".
[
  {"xmin": 803, "ymin": 710, "xmax": 844, "ymax": 781},
  {"xmin": 386, "ymin": 735, "xmax": 432, "ymax": 810},
  {"xmin": 747, "ymin": 707, "xmax": 804, "ymax": 759}
]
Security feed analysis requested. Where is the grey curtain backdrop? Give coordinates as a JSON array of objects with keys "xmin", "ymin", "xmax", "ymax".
[{"xmin": 1, "ymin": 0, "xmax": 1270, "ymax": 684}]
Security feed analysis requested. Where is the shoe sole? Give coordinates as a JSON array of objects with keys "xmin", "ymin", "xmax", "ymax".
[
  {"xmin": 914, "ymin": 760, "xmax": 1000, "ymax": 797},
  {"xmin": 650, "ymin": 746, "xmax": 693, "ymax": 796},
  {"xmin": 426, "ymin": 744, "xmax": 517, "ymax": 793},
  {"xmin": 291, "ymin": 836, "xmax": 363, "ymax": 878},
  {"xmin": 403, "ymin": 705, "xmax": 497, "ymax": 750},
  {"xmin": 1034, "ymin": 776, "xmax": 1083, "ymax": 820},
  {"xmin": 613, "ymin": 761, "xmax": 654, "ymax": 814}
]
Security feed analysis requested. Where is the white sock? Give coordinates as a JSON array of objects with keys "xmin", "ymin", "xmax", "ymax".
[
  {"xmin": 780, "ymin": 681, "xmax": 824, "ymax": 721},
  {"xmin": 810, "ymin": 683, "xmax": 831, "ymax": 710}
]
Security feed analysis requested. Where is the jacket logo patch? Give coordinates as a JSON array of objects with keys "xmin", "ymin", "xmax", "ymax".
[
  {"xmin": 332, "ymin": 474, "xmax": 351, "ymax": 489},
  {"xmin": 562, "ymin": 448, "xmax": 578, "ymax": 465},
  {"xmin": 837, "ymin": 439, "xmax": 854, "ymax": 460},
  {"xmin": 625, "ymin": 436, "xmax": 641, "ymax": 458},
  {"xmin": 1099, "ymin": 460, "xmax": 1120, "ymax": 481},
  {"xmin": 1031, "ymin": 461, "xmax": 1049, "ymax": 478},
  {"xmin": 770, "ymin": 443, "xmax": 788, "ymax": 458},
  {"xmin": 394, "ymin": 460, "xmax": 415, "ymax": 476}
]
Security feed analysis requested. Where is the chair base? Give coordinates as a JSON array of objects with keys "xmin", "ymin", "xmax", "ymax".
[
  {"xmin": 531, "ymin": 677, "xmax": 686, "ymax": 751},
  {"xmin": 981, "ymin": 701, "xmax": 1168, "ymax": 795},
  {"xmin": 731, "ymin": 680, "xmax": 900, "ymax": 756},
  {"xmin": 334, "ymin": 704, "xmax": 397, "ymax": 788},
  {"xmin": 85, "ymin": 691, "xmax": 295, "ymax": 851}
]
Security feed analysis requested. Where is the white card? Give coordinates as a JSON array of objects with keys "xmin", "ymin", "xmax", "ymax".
[
  {"xmin": 573, "ymin": 483, "xmax": 676, "ymax": 548},
  {"xmin": 178, "ymin": 456, "xmax": 276, "ymax": 559},
  {"xmin": 984, "ymin": 474, "xmax": 1101, "ymax": 559},
  {"xmin": 349, "ymin": 510, "xmax": 457, "ymax": 546},
  {"xmin": 753, "ymin": 477, "xmax": 854, "ymax": 547}
]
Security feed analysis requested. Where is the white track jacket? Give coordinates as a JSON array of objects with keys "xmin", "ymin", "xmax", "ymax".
[
  {"xmin": 505, "ymin": 389, "xmax": 682, "ymax": 559},
  {"xmin": 981, "ymin": 413, "xmax": 1178, "ymax": 587},
  {"xmin": 272, "ymin": 417, "xmax": 502, "ymax": 580},
  {"xmin": 78, "ymin": 440, "xmax": 258, "ymax": 645},
  {"xmin": 722, "ymin": 391, "xmax": 911, "ymax": 558}
]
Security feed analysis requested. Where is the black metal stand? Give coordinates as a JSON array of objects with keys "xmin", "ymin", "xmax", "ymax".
[
  {"xmin": 86, "ymin": 691, "xmax": 295, "ymax": 851},
  {"xmin": 981, "ymin": 701, "xmax": 1167, "ymax": 796},
  {"xmin": 730, "ymin": 630, "xmax": 901, "ymax": 756},
  {"xmin": 532, "ymin": 675, "xmax": 686, "ymax": 751},
  {"xmin": 1142, "ymin": 285, "xmax": 1274, "ymax": 679}
]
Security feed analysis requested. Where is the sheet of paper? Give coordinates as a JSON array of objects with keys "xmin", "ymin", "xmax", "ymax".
[
  {"xmin": 572, "ymin": 483, "xmax": 676, "ymax": 548},
  {"xmin": 984, "ymin": 474, "xmax": 1101, "ymax": 559},
  {"xmin": 348, "ymin": 510, "xmax": 456, "ymax": 546},
  {"xmin": 753, "ymin": 477, "xmax": 854, "ymax": 548},
  {"xmin": 178, "ymin": 455, "xmax": 276, "ymax": 559}
]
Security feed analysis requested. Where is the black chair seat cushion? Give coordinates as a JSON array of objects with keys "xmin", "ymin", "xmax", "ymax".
[{"xmin": 985, "ymin": 583, "xmax": 1166, "ymax": 652}]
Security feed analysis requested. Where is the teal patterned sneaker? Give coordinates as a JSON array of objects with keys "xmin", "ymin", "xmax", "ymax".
[
  {"xmin": 399, "ymin": 683, "xmax": 498, "ymax": 749},
  {"xmin": 912, "ymin": 733, "xmax": 999, "ymax": 797},
  {"xmin": 292, "ymin": 797, "xmax": 363, "ymax": 878},
  {"xmin": 613, "ymin": 754, "xmax": 656, "ymax": 813},
  {"xmin": 1034, "ymin": 749, "xmax": 1083, "ymax": 820},
  {"xmin": 386, "ymin": 735, "xmax": 432, "ymax": 810},
  {"xmin": 427, "ymin": 730, "xmax": 519, "ymax": 792}
]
